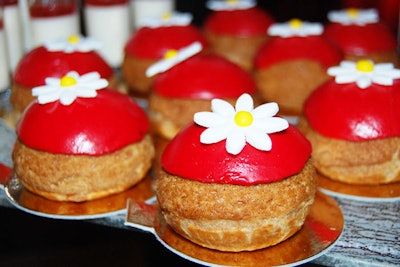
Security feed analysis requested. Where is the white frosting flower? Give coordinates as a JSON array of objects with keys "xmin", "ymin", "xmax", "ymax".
[
  {"xmin": 328, "ymin": 60, "xmax": 400, "ymax": 89},
  {"xmin": 146, "ymin": 42, "xmax": 202, "ymax": 77},
  {"xmin": 44, "ymin": 35, "xmax": 102, "ymax": 53},
  {"xmin": 194, "ymin": 93, "xmax": 289, "ymax": 155},
  {"xmin": 32, "ymin": 71, "xmax": 108, "ymax": 105},
  {"xmin": 268, "ymin": 19, "xmax": 323, "ymax": 37},
  {"xmin": 327, "ymin": 8, "xmax": 379, "ymax": 25},
  {"xmin": 206, "ymin": 0, "xmax": 256, "ymax": 11},
  {"xmin": 137, "ymin": 11, "xmax": 193, "ymax": 28}
]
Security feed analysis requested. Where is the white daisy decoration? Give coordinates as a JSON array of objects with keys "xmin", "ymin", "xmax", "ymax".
[
  {"xmin": 206, "ymin": 0, "xmax": 256, "ymax": 11},
  {"xmin": 146, "ymin": 42, "xmax": 202, "ymax": 77},
  {"xmin": 32, "ymin": 71, "xmax": 108, "ymax": 105},
  {"xmin": 44, "ymin": 35, "xmax": 102, "ymax": 53},
  {"xmin": 327, "ymin": 8, "xmax": 379, "ymax": 26},
  {"xmin": 327, "ymin": 60, "xmax": 400, "ymax": 89},
  {"xmin": 137, "ymin": 11, "xmax": 193, "ymax": 28},
  {"xmin": 194, "ymin": 93, "xmax": 289, "ymax": 155},
  {"xmin": 267, "ymin": 18, "xmax": 323, "ymax": 37}
]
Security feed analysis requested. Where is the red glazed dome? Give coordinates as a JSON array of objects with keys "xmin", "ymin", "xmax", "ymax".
[
  {"xmin": 303, "ymin": 79, "xmax": 400, "ymax": 141},
  {"xmin": 153, "ymin": 53, "xmax": 257, "ymax": 99},
  {"xmin": 161, "ymin": 122, "xmax": 311, "ymax": 185},
  {"xmin": 204, "ymin": 7, "xmax": 275, "ymax": 37},
  {"xmin": 124, "ymin": 25, "xmax": 208, "ymax": 59},
  {"xmin": 13, "ymin": 46, "xmax": 114, "ymax": 88},
  {"xmin": 17, "ymin": 89, "xmax": 149, "ymax": 155},
  {"xmin": 323, "ymin": 22, "xmax": 397, "ymax": 55},
  {"xmin": 254, "ymin": 36, "xmax": 343, "ymax": 69}
]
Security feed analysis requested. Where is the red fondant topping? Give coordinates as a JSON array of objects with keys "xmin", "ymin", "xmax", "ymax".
[
  {"xmin": 161, "ymin": 122, "xmax": 311, "ymax": 185},
  {"xmin": 153, "ymin": 53, "xmax": 257, "ymax": 99},
  {"xmin": 204, "ymin": 7, "xmax": 274, "ymax": 37},
  {"xmin": 323, "ymin": 22, "xmax": 397, "ymax": 55},
  {"xmin": 304, "ymin": 79, "xmax": 400, "ymax": 141},
  {"xmin": 17, "ymin": 89, "xmax": 149, "ymax": 155},
  {"xmin": 254, "ymin": 36, "xmax": 343, "ymax": 69},
  {"xmin": 29, "ymin": 2, "xmax": 76, "ymax": 17},
  {"xmin": 124, "ymin": 25, "xmax": 208, "ymax": 59},
  {"xmin": 13, "ymin": 46, "xmax": 113, "ymax": 87}
]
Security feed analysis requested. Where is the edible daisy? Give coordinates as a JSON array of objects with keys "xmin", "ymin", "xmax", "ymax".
[
  {"xmin": 327, "ymin": 60, "xmax": 400, "ymax": 89},
  {"xmin": 206, "ymin": 0, "xmax": 256, "ymax": 11},
  {"xmin": 194, "ymin": 93, "xmax": 289, "ymax": 155},
  {"xmin": 137, "ymin": 11, "xmax": 193, "ymax": 28},
  {"xmin": 146, "ymin": 42, "xmax": 202, "ymax": 77},
  {"xmin": 268, "ymin": 19, "xmax": 323, "ymax": 37},
  {"xmin": 327, "ymin": 8, "xmax": 379, "ymax": 25},
  {"xmin": 32, "ymin": 71, "xmax": 108, "ymax": 105},
  {"xmin": 44, "ymin": 35, "xmax": 102, "ymax": 53}
]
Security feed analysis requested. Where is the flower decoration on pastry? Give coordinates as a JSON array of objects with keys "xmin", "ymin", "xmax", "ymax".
[
  {"xmin": 146, "ymin": 42, "xmax": 203, "ymax": 77},
  {"xmin": 267, "ymin": 18, "xmax": 323, "ymax": 37},
  {"xmin": 194, "ymin": 93, "xmax": 289, "ymax": 155},
  {"xmin": 206, "ymin": 0, "xmax": 256, "ymax": 11},
  {"xmin": 137, "ymin": 11, "xmax": 193, "ymax": 28},
  {"xmin": 44, "ymin": 34, "xmax": 102, "ymax": 53},
  {"xmin": 32, "ymin": 71, "xmax": 108, "ymax": 105},
  {"xmin": 327, "ymin": 8, "xmax": 378, "ymax": 26},
  {"xmin": 327, "ymin": 60, "xmax": 400, "ymax": 89}
]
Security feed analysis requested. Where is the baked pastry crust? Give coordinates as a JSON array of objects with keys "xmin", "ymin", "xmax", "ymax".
[
  {"xmin": 155, "ymin": 160, "xmax": 317, "ymax": 252},
  {"xmin": 254, "ymin": 59, "xmax": 331, "ymax": 116},
  {"xmin": 203, "ymin": 30, "xmax": 268, "ymax": 72},
  {"xmin": 298, "ymin": 118, "xmax": 400, "ymax": 185},
  {"xmin": 12, "ymin": 134, "xmax": 155, "ymax": 202}
]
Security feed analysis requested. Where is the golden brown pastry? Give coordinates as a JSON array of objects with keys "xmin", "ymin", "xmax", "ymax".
[{"xmin": 156, "ymin": 93, "xmax": 316, "ymax": 252}]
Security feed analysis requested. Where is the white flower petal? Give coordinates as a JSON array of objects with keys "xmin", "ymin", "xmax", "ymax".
[
  {"xmin": 200, "ymin": 125, "xmax": 233, "ymax": 144},
  {"xmin": 211, "ymin": 98, "xmax": 235, "ymax": 116},
  {"xmin": 32, "ymin": 85, "xmax": 58, "ymax": 96},
  {"xmin": 371, "ymin": 76, "xmax": 394, "ymax": 86},
  {"xmin": 254, "ymin": 117, "xmax": 289, "ymax": 133},
  {"xmin": 356, "ymin": 76, "xmax": 372, "ymax": 89},
  {"xmin": 194, "ymin": 112, "xmax": 227, "ymax": 127},
  {"xmin": 225, "ymin": 130, "xmax": 246, "ymax": 155},
  {"xmin": 335, "ymin": 74, "xmax": 358, "ymax": 84},
  {"xmin": 252, "ymin": 102, "xmax": 279, "ymax": 118},
  {"xmin": 235, "ymin": 93, "xmax": 253, "ymax": 111},
  {"xmin": 37, "ymin": 91, "xmax": 61, "ymax": 104},
  {"xmin": 245, "ymin": 128, "xmax": 272, "ymax": 151},
  {"xmin": 59, "ymin": 90, "xmax": 77, "ymax": 105}
]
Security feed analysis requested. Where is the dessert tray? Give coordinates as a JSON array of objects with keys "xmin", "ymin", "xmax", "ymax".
[
  {"xmin": 125, "ymin": 190, "xmax": 344, "ymax": 267},
  {"xmin": 3, "ymin": 167, "xmax": 155, "ymax": 220},
  {"xmin": 317, "ymin": 173, "xmax": 400, "ymax": 202}
]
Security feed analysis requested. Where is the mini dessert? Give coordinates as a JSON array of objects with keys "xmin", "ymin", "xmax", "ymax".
[
  {"xmin": 121, "ymin": 12, "xmax": 208, "ymax": 97},
  {"xmin": 12, "ymin": 71, "xmax": 154, "ymax": 202},
  {"xmin": 156, "ymin": 93, "xmax": 316, "ymax": 252},
  {"xmin": 10, "ymin": 35, "xmax": 117, "ymax": 116},
  {"xmin": 254, "ymin": 19, "xmax": 343, "ymax": 117},
  {"xmin": 147, "ymin": 42, "xmax": 258, "ymax": 141},
  {"xmin": 298, "ymin": 60, "xmax": 400, "ymax": 185},
  {"xmin": 203, "ymin": 0, "xmax": 274, "ymax": 72},
  {"xmin": 323, "ymin": 8, "xmax": 398, "ymax": 65}
]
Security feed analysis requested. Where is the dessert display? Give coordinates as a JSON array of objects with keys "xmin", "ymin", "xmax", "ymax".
[
  {"xmin": 323, "ymin": 8, "xmax": 398, "ymax": 65},
  {"xmin": 254, "ymin": 19, "xmax": 343, "ymax": 117},
  {"xmin": 121, "ymin": 12, "xmax": 208, "ymax": 98},
  {"xmin": 12, "ymin": 71, "xmax": 154, "ymax": 202},
  {"xmin": 298, "ymin": 59, "xmax": 400, "ymax": 185},
  {"xmin": 156, "ymin": 93, "xmax": 316, "ymax": 252},
  {"xmin": 10, "ymin": 35, "xmax": 118, "ymax": 116},
  {"xmin": 203, "ymin": 0, "xmax": 275, "ymax": 72},
  {"xmin": 147, "ymin": 42, "xmax": 258, "ymax": 141}
]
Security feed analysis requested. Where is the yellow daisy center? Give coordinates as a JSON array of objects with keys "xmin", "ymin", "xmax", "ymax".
[
  {"xmin": 226, "ymin": 0, "xmax": 238, "ymax": 5},
  {"xmin": 289, "ymin": 18, "xmax": 303, "ymax": 29},
  {"xmin": 346, "ymin": 8, "xmax": 359, "ymax": 18},
  {"xmin": 164, "ymin": 49, "xmax": 178, "ymax": 60},
  {"xmin": 162, "ymin": 12, "xmax": 172, "ymax": 21},
  {"xmin": 60, "ymin": 75, "xmax": 77, "ymax": 87},
  {"xmin": 234, "ymin": 111, "xmax": 253, "ymax": 127},
  {"xmin": 356, "ymin": 60, "xmax": 374, "ymax": 73},
  {"xmin": 68, "ymin": 35, "xmax": 80, "ymax": 44}
]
